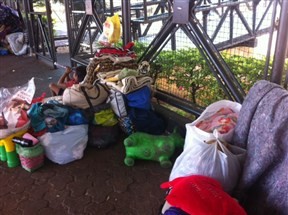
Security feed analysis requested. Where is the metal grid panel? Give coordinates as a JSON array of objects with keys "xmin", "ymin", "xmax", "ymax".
[{"xmin": 140, "ymin": 0, "xmax": 283, "ymax": 108}]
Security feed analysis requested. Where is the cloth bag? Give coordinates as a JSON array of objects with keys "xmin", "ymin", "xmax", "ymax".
[
  {"xmin": 80, "ymin": 84, "xmax": 119, "ymax": 148},
  {"xmin": 62, "ymin": 82, "xmax": 109, "ymax": 109},
  {"xmin": 108, "ymin": 89, "xmax": 127, "ymax": 118}
]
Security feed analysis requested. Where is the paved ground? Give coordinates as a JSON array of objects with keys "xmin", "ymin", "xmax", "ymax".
[{"xmin": 0, "ymin": 52, "xmax": 177, "ymax": 215}]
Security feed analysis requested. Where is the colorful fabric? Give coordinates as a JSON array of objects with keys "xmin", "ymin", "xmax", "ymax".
[
  {"xmin": 84, "ymin": 57, "xmax": 138, "ymax": 85},
  {"xmin": 94, "ymin": 42, "xmax": 137, "ymax": 58},
  {"xmin": 118, "ymin": 116, "xmax": 135, "ymax": 135},
  {"xmin": 106, "ymin": 76, "xmax": 153, "ymax": 94},
  {"xmin": 195, "ymin": 107, "xmax": 238, "ymax": 134},
  {"xmin": 28, "ymin": 101, "xmax": 69, "ymax": 133},
  {"xmin": 161, "ymin": 175, "xmax": 247, "ymax": 215},
  {"xmin": 66, "ymin": 107, "xmax": 89, "ymax": 126}
]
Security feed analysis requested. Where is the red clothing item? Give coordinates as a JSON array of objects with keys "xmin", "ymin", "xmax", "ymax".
[
  {"xmin": 65, "ymin": 79, "xmax": 77, "ymax": 88},
  {"xmin": 161, "ymin": 175, "xmax": 247, "ymax": 215}
]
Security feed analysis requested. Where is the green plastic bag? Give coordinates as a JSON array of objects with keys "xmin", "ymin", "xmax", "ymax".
[{"xmin": 16, "ymin": 143, "xmax": 44, "ymax": 158}]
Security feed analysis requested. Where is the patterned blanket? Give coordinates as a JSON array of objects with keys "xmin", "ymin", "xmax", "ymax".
[{"xmin": 233, "ymin": 80, "xmax": 288, "ymax": 215}]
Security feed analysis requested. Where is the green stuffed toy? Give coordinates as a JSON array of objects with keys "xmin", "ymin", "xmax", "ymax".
[{"xmin": 123, "ymin": 130, "xmax": 184, "ymax": 168}]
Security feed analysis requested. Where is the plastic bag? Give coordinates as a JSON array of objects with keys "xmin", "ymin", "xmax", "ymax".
[
  {"xmin": 98, "ymin": 14, "xmax": 121, "ymax": 45},
  {"xmin": 0, "ymin": 78, "xmax": 35, "ymax": 138},
  {"xmin": 39, "ymin": 124, "xmax": 88, "ymax": 165},
  {"xmin": 183, "ymin": 100, "xmax": 241, "ymax": 151},
  {"xmin": 0, "ymin": 78, "xmax": 35, "ymax": 113},
  {"xmin": 170, "ymin": 129, "xmax": 246, "ymax": 193},
  {"xmin": 169, "ymin": 100, "xmax": 245, "ymax": 193},
  {"xmin": 6, "ymin": 32, "xmax": 28, "ymax": 56},
  {"xmin": 93, "ymin": 107, "xmax": 118, "ymax": 126}
]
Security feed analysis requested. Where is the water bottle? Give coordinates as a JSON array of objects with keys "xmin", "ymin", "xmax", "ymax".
[{"xmin": 12, "ymin": 137, "xmax": 33, "ymax": 147}]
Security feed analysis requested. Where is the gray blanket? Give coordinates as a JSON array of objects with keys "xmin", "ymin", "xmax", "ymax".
[{"xmin": 233, "ymin": 80, "xmax": 288, "ymax": 215}]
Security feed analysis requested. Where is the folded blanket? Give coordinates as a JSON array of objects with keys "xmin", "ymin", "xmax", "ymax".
[
  {"xmin": 233, "ymin": 80, "xmax": 288, "ymax": 215},
  {"xmin": 106, "ymin": 76, "xmax": 153, "ymax": 94},
  {"xmin": 97, "ymin": 68, "xmax": 139, "ymax": 82},
  {"xmin": 95, "ymin": 55, "xmax": 134, "ymax": 64},
  {"xmin": 84, "ymin": 57, "xmax": 138, "ymax": 85}
]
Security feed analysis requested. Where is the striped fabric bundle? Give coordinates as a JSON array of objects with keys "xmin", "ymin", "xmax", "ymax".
[
  {"xmin": 84, "ymin": 57, "xmax": 138, "ymax": 85},
  {"xmin": 106, "ymin": 76, "xmax": 153, "ymax": 94}
]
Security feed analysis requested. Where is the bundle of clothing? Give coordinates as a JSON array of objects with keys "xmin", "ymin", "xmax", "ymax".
[
  {"xmin": 84, "ymin": 42, "xmax": 138, "ymax": 85},
  {"xmin": 0, "ymin": 2, "xmax": 27, "ymax": 55},
  {"xmin": 105, "ymin": 69, "xmax": 166, "ymax": 135},
  {"xmin": 161, "ymin": 175, "xmax": 247, "ymax": 215},
  {"xmin": 0, "ymin": 2, "xmax": 23, "ymax": 40},
  {"xmin": 84, "ymin": 43, "xmax": 166, "ymax": 136},
  {"xmin": 233, "ymin": 80, "xmax": 288, "ymax": 215},
  {"xmin": 28, "ymin": 100, "xmax": 88, "ymax": 134}
]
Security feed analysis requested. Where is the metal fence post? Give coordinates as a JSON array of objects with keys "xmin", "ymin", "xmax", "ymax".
[
  {"xmin": 271, "ymin": 0, "xmax": 288, "ymax": 84},
  {"xmin": 121, "ymin": 0, "xmax": 131, "ymax": 45}
]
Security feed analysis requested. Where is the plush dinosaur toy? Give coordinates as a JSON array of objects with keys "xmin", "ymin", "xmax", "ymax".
[{"xmin": 123, "ymin": 130, "xmax": 184, "ymax": 168}]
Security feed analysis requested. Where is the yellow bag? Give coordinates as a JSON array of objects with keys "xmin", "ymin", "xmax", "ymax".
[
  {"xmin": 103, "ymin": 14, "xmax": 121, "ymax": 44},
  {"xmin": 93, "ymin": 108, "xmax": 118, "ymax": 126}
]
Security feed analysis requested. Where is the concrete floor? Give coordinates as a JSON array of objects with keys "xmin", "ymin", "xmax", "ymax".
[{"xmin": 0, "ymin": 52, "xmax": 174, "ymax": 215}]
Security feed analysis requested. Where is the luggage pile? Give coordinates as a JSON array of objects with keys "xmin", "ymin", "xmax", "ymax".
[{"xmin": 0, "ymin": 41, "xmax": 167, "ymax": 171}]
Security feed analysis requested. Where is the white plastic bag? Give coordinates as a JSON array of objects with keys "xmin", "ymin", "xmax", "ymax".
[
  {"xmin": 170, "ymin": 130, "xmax": 246, "ymax": 193},
  {"xmin": 169, "ymin": 100, "xmax": 245, "ymax": 193},
  {"xmin": 6, "ymin": 32, "xmax": 28, "ymax": 56},
  {"xmin": 0, "ymin": 78, "xmax": 36, "ymax": 113},
  {"xmin": 183, "ymin": 100, "xmax": 241, "ymax": 150},
  {"xmin": 39, "ymin": 124, "xmax": 88, "ymax": 165},
  {"xmin": 0, "ymin": 78, "xmax": 35, "ymax": 138}
]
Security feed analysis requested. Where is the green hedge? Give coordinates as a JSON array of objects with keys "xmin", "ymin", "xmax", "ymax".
[{"xmin": 134, "ymin": 42, "xmax": 288, "ymax": 107}]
